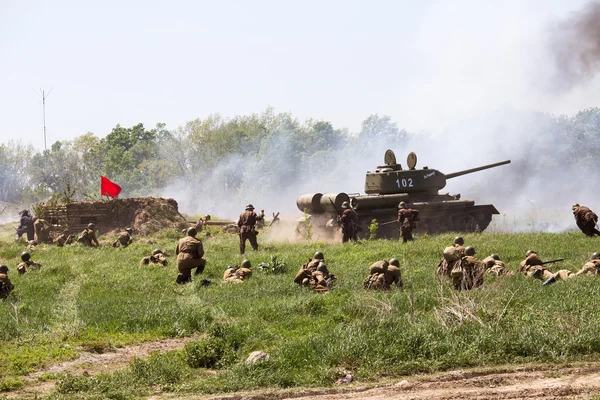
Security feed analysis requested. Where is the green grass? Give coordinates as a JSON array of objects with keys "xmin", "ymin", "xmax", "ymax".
[{"xmin": 1, "ymin": 230, "xmax": 600, "ymax": 399}]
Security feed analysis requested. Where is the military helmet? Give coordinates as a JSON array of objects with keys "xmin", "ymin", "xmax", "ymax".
[
  {"xmin": 0, "ymin": 265, "xmax": 8, "ymax": 273},
  {"xmin": 245, "ymin": 204, "xmax": 255, "ymax": 210},
  {"xmin": 21, "ymin": 251, "xmax": 31, "ymax": 262},
  {"xmin": 341, "ymin": 201, "xmax": 350, "ymax": 209},
  {"xmin": 316, "ymin": 262, "xmax": 328, "ymax": 273},
  {"xmin": 453, "ymin": 236, "xmax": 464, "ymax": 245},
  {"xmin": 398, "ymin": 201, "xmax": 407, "ymax": 209},
  {"xmin": 182, "ymin": 228, "xmax": 187, "ymax": 234},
  {"xmin": 87, "ymin": 223, "xmax": 95, "ymax": 229},
  {"xmin": 526, "ymin": 250, "xmax": 536, "ymax": 257},
  {"xmin": 465, "ymin": 246, "xmax": 476, "ymax": 256},
  {"xmin": 125, "ymin": 228, "xmax": 133, "ymax": 234},
  {"xmin": 152, "ymin": 248, "xmax": 162, "ymax": 255},
  {"xmin": 491, "ymin": 254, "xmax": 500, "ymax": 260},
  {"xmin": 205, "ymin": 214, "xmax": 211, "ymax": 220},
  {"xmin": 186, "ymin": 227, "xmax": 197, "ymax": 237},
  {"xmin": 389, "ymin": 258, "xmax": 400, "ymax": 267},
  {"xmin": 313, "ymin": 251, "xmax": 324, "ymax": 260},
  {"xmin": 241, "ymin": 259, "xmax": 251, "ymax": 268},
  {"xmin": 591, "ymin": 252, "xmax": 600, "ymax": 260},
  {"xmin": 572, "ymin": 203, "xmax": 580, "ymax": 210}
]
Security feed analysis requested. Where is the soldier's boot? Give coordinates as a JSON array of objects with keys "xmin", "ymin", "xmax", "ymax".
[
  {"xmin": 194, "ymin": 266, "xmax": 204, "ymax": 276},
  {"xmin": 542, "ymin": 276, "xmax": 557, "ymax": 286},
  {"xmin": 176, "ymin": 274, "xmax": 191, "ymax": 285}
]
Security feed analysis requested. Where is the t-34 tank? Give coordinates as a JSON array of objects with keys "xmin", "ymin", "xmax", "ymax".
[{"xmin": 296, "ymin": 150, "xmax": 511, "ymax": 238}]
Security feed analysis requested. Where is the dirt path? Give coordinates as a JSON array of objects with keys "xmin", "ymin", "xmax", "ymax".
[{"xmin": 162, "ymin": 364, "xmax": 600, "ymax": 400}]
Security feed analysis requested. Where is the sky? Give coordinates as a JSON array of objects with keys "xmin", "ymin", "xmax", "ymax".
[{"xmin": 1, "ymin": 0, "xmax": 598, "ymax": 149}]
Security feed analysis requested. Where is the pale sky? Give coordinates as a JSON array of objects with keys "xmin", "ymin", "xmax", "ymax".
[{"xmin": 1, "ymin": 0, "xmax": 597, "ymax": 149}]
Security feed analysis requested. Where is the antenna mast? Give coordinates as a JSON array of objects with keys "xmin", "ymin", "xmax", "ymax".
[{"xmin": 36, "ymin": 87, "xmax": 53, "ymax": 152}]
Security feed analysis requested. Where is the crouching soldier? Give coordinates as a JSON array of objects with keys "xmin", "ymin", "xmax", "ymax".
[
  {"xmin": 54, "ymin": 230, "xmax": 75, "ymax": 247},
  {"xmin": 518, "ymin": 250, "xmax": 553, "ymax": 280},
  {"xmin": 543, "ymin": 252, "xmax": 600, "ymax": 286},
  {"xmin": 16, "ymin": 252, "xmax": 42, "ymax": 275},
  {"xmin": 140, "ymin": 249, "xmax": 168, "ymax": 266},
  {"xmin": 78, "ymin": 223, "xmax": 100, "ymax": 247},
  {"xmin": 176, "ymin": 227, "xmax": 206, "ymax": 284},
  {"xmin": 112, "ymin": 228, "xmax": 133, "ymax": 248},
  {"xmin": 295, "ymin": 252, "xmax": 336, "ymax": 292},
  {"xmin": 481, "ymin": 254, "xmax": 511, "ymax": 276},
  {"xmin": 437, "ymin": 236, "xmax": 466, "ymax": 278},
  {"xmin": 451, "ymin": 247, "xmax": 485, "ymax": 290},
  {"xmin": 224, "ymin": 260, "xmax": 252, "ymax": 283},
  {"xmin": 363, "ymin": 258, "xmax": 403, "ymax": 290},
  {"xmin": 0, "ymin": 265, "xmax": 14, "ymax": 299}
]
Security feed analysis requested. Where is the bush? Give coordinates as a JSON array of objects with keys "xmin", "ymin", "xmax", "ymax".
[{"xmin": 184, "ymin": 337, "xmax": 230, "ymax": 369}]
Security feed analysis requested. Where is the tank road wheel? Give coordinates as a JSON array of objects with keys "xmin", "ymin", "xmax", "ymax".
[{"xmin": 452, "ymin": 215, "xmax": 479, "ymax": 232}]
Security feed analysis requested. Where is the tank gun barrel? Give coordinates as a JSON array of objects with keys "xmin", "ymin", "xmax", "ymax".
[{"xmin": 445, "ymin": 160, "xmax": 511, "ymax": 180}]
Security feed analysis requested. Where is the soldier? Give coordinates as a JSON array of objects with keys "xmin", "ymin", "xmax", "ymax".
[
  {"xmin": 33, "ymin": 217, "xmax": 52, "ymax": 244},
  {"xmin": 397, "ymin": 202, "xmax": 419, "ymax": 243},
  {"xmin": 54, "ymin": 230, "xmax": 74, "ymax": 247},
  {"xmin": 572, "ymin": 204, "xmax": 600, "ymax": 237},
  {"xmin": 77, "ymin": 223, "xmax": 100, "ymax": 247},
  {"xmin": 451, "ymin": 247, "xmax": 485, "ymax": 290},
  {"xmin": 0, "ymin": 265, "xmax": 14, "ymax": 300},
  {"xmin": 112, "ymin": 228, "xmax": 133, "ymax": 248},
  {"xmin": 437, "ymin": 236, "xmax": 466, "ymax": 278},
  {"xmin": 294, "ymin": 252, "xmax": 336, "ymax": 292},
  {"xmin": 518, "ymin": 250, "xmax": 553, "ymax": 280},
  {"xmin": 543, "ymin": 252, "xmax": 600, "ymax": 286},
  {"xmin": 481, "ymin": 254, "xmax": 510, "ymax": 276},
  {"xmin": 175, "ymin": 227, "xmax": 206, "ymax": 284},
  {"xmin": 16, "ymin": 210, "xmax": 34, "ymax": 242},
  {"xmin": 363, "ymin": 258, "xmax": 403, "ymax": 290},
  {"xmin": 338, "ymin": 201, "xmax": 358, "ymax": 243},
  {"xmin": 223, "ymin": 260, "xmax": 252, "ymax": 283},
  {"xmin": 237, "ymin": 204, "xmax": 264, "ymax": 254},
  {"xmin": 140, "ymin": 249, "xmax": 168, "ymax": 266},
  {"xmin": 195, "ymin": 215, "xmax": 211, "ymax": 232},
  {"xmin": 16, "ymin": 252, "xmax": 42, "ymax": 275}
]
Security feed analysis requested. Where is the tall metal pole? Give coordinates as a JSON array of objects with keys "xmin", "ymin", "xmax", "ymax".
[{"xmin": 42, "ymin": 90, "xmax": 47, "ymax": 151}]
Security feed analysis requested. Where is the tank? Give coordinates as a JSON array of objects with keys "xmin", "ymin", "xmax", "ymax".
[{"xmin": 296, "ymin": 150, "xmax": 511, "ymax": 238}]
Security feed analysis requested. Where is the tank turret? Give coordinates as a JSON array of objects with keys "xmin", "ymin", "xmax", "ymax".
[{"xmin": 365, "ymin": 150, "xmax": 511, "ymax": 195}]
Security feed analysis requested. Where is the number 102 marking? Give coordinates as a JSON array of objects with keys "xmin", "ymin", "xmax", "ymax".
[{"xmin": 396, "ymin": 178, "xmax": 413, "ymax": 188}]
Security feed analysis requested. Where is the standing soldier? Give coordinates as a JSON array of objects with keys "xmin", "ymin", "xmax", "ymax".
[
  {"xmin": 77, "ymin": 223, "xmax": 100, "ymax": 247},
  {"xmin": 572, "ymin": 204, "xmax": 600, "ymax": 237},
  {"xmin": 112, "ymin": 228, "xmax": 133, "ymax": 247},
  {"xmin": 195, "ymin": 215, "xmax": 211, "ymax": 232},
  {"xmin": 175, "ymin": 227, "xmax": 206, "ymax": 284},
  {"xmin": 338, "ymin": 201, "xmax": 358, "ymax": 243},
  {"xmin": 16, "ymin": 210, "xmax": 34, "ymax": 242},
  {"xmin": 237, "ymin": 204, "xmax": 264, "ymax": 254},
  {"xmin": 0, "ymin": 265, "xmax": 14, "ymax": 299},
  {"xmin": 397, "ymin": 202, "xmax": 419, "ymax": 243}
]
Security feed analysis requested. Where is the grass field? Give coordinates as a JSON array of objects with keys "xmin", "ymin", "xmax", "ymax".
[{"xmin": 1, "ymin": 227, "xmax": 600, "ymax": 399}]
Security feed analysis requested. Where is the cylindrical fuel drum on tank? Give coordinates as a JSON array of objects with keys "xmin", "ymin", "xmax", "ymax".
[
  {"xmin": 351, "ymin": 194, "xmax": 411, "ymax": 210},
  {"xmin": 296, "ymin": 193, "xmax": 324, "ymax": 213},
  {"xmin": 319, "ymin": 193, "xmax": 350, "ymax": 213}
]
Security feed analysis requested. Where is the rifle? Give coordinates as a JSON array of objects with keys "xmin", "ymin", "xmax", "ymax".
[
  {"xmin": 380, "ymin": 220, "xmax": 398, "ymax": 226},
  {"xmin": 0, "ymin": 206, "xmax": 6, "ymax": 218},
  {"xmin": 268, "ymin": 212, "xmax": 280, "ymax": 227},
  {"xmin": 328, "ymin": 198, "xmax": 344, "ymax": 226},
  {"xmin": 541, "ymin": 258, "xmax": 565, "ymax": 265}
]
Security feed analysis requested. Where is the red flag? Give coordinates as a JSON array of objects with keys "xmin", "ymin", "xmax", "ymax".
[{"xmin": 100, "ymin": 176, "xmax": 122, "ymax": 198}]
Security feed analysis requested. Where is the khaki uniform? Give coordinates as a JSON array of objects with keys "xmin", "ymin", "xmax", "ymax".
[
  {"xmin": 437, "ymin": 245, "xmax": 466, "ymax": 278},
  {"xmin": 176, "ymin": 236, "xmax": 205, "ymax": 278},
  {"xmin": 549, "ymin": 260, "xmax": 600, "ymax": 283},
  {"xmin": 17, "ymin": 260, "xmax": 42, "ymax": 275},
  {"xmin": 518, "ymin": 253, "xmax": 552, "ymax": 279},
  {"xmin": 223, "ymin": 266, "xmax": 252, "ymax": 283},
  {"xmin": 33, "ymin": 218, "xmax": 52, "ymax": 243},
  {"xmin": 397, "ymin": 208, "xmax": 419, "ymax": 243},
  {"xmin": 0, "ymin": 273, "xmax": 14, "ymax": 299},
  {"xmin": 363, "ymin": 261, "xmax": 403, "ymax": 290},
  {"xmin": 339, "ymin": 209, "xmax": 359, "ymax": 243},
  {"xmin": 140, "ymin": 253, "xmax": 168, "ymax": 266},
  {"xmin": 237, "ymin": 210, "xmax": 264, "ymax": 254},
  {"xmin": 294, "ymin": 258, "xmax": 334, "ymax": 292},
  {"xmin": 481, "ymin": 256, "xmax": 509, "ymax": 276},
  {"xmin": 451, "ymin": 256, "xmax": 484, "ymax": 290},
  {"xmin": 573, "ymin": 206, "xmax": 600, "ymax": 237},
  {"xmin": 54, "ymin": 232, "xmax": 74, "ymax": 247},
  {"xmin": 78, "ymin": 228, "xmax": 100, "ymax": 247},
  {"xmin": 112, "ymin": 231, "xmax": 133, "ymax": 248}
]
